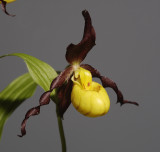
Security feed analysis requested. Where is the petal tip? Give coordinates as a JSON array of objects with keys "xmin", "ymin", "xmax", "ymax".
[
  {"xmin": 17, "ymin": 134, "xmax": 24, "ymax": 138},
  {"xmin": 82, "ymin": 10, "xmax": 89, "ymax": 17}
]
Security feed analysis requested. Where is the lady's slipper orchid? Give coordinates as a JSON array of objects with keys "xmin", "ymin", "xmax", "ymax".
[
  {"xmin": 18, "ymin": 10, "xmax": 138, "ymax": 137},
  {"xmin": 0, "ymin": 0, "xmax": 15, "ymax": 16}
]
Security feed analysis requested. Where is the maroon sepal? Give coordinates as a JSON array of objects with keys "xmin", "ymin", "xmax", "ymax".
[
  {"xmin": 66, "ymin": 10, "xmax": 96, "ymax": 64},
  {"xmin": 57, "ymin": 79, "xmax": 73, "ymax": 118},
  {"xmin": 0, "ymin": 0, "xmax": 15, "ymax": 17},
  {"xmin": 81, "ymin": 64, "xmax": 139, "ymax": 106}
]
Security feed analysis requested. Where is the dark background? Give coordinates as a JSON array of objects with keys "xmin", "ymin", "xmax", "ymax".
[{"xmin": 0, "ymin": 0, "xmax": 160, "ymax": 152}]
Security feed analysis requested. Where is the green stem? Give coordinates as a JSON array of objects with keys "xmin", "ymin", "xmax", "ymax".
[{"xmin": 56, "ymin": 105, "xmax": 67, "ymax": 152}]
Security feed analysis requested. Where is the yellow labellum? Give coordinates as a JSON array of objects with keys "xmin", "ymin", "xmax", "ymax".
[
  {"xmin": 0, "ymin": 0, "xmax": 15, "ymax": 4},
  {"xmin": 71, "ymin": 67, "xmax": 110, "ymax": 117}
]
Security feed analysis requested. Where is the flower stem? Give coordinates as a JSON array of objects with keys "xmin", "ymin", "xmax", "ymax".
[{"xmin": 56, "ymin": 105, "xmax": 67, "ymax": 152}]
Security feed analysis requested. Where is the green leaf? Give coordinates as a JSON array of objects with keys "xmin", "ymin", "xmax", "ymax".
[
  {"xmin": 0, "ymin": 73, "xmax": 37, "ymax": 140},
  {"xmin": 0, "ymin": 53, "xmax": 58, "ymax": 93},
  {"xmin": 0, "ymin": 53, "xmax": 58, "ymax": 140}
]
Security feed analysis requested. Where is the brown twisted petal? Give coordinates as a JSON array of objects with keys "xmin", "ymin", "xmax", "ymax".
[
  {"xmin": 65, "ymin": 10, "xmax": 96, "ymax": 64},
  {"xmin": 18, "ymin": 106, "xmax": 40, "ymax": 137},
  {"xmin": 18, "ymin": 66, "xmax": 73, "ymax": 137},
  {"xmin": 18, "ymin": 91, "xmax": 50, "ymax": 137},
  {"xmin": 81, "ymin": 64, "xmax": 139, "ymax": 106},
  {"xmin": 50, "ymin": 66, "xmax": 73, "ymax": 90},
  {"xmin": 57, "ymin": 79, "xmax": 73, "ymax": 118},
  {"xmin": 0, "ymin": 0, "xmax": 15, "ymax": 17}
]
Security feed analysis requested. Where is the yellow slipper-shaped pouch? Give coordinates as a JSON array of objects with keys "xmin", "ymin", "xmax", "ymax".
[{"xmin": 71, "ymin": 67, "xmax": 110, "ymax": 117}]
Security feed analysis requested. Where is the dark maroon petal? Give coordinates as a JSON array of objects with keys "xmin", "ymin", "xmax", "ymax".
[
  {"xmin": 65, "ymin": 10, "xmax": 96, "ymax": 64},
  {"xmin": 57, "ymin": 79, "xmax": 73, "ymax": 118},
  {"xmin": 18, "ymin": 91, "xmax": 51, "ymax": 137},
  {"xmin": 81, "ymin": 64, "xmax": 139, "ymax": 106},
  {"xmin": 18, "ymin": 66, "xmax": 73, "ymax": 137},
  {"xmin": 18, "ymin": 106, "xmax": 40, "ymax": 137},
  {"xmin": 0, "ymin": 0, "xmax": 15, "ymax": 17},
  {"xmin": 50, "ymin": 66, "xmax": 73, "ymax": 90},
  {"xmin": 39, "ymin": 91, "xmax": 51, "ymax": 106}
]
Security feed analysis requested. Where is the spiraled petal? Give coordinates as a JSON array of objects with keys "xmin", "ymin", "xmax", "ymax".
[
  {"xmin": 50, "ymin": 66, "xmax": 73, "ymax": 90},
  {"xmin": 19, "ymin": 66, "xmax": 74, "ymax": 137},
  {"xmin": 81, "ymin": 64, "xmax": 139, "ymax": 106},
  {"xmin": 18, "ymin": 91, "xmax": 51, "ymax": 137},
  {"xmin": 0, "ymin": 0, "xmax": 15, "ymax": 16}
]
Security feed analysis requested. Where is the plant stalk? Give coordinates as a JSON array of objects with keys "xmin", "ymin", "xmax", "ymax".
[{"xmin": 56, "ymin": 105, "xmax": 67, "ymax": 152}]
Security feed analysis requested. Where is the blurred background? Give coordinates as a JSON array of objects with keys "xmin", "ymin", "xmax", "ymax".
[{"xmin": 0, "ymin": 0, "xmax": 160, "ymax": 152}]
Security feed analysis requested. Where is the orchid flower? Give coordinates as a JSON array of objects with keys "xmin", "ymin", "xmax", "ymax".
[
  {"xmin": 18, "ymin": 10, "xmax": 138, "ymax": 137},
  {"xmin": 0, "ymin": 0, "xmax": 15, "ymax": 16}
]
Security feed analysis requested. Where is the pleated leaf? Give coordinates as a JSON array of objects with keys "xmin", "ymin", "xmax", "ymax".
[
  {"xmin": 0, "ymin": 73, "xmax": 37, "ymax": 140},
  {"xmin": 0, "ymin": 53, "xmax": 58, "ymax": 93}
]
